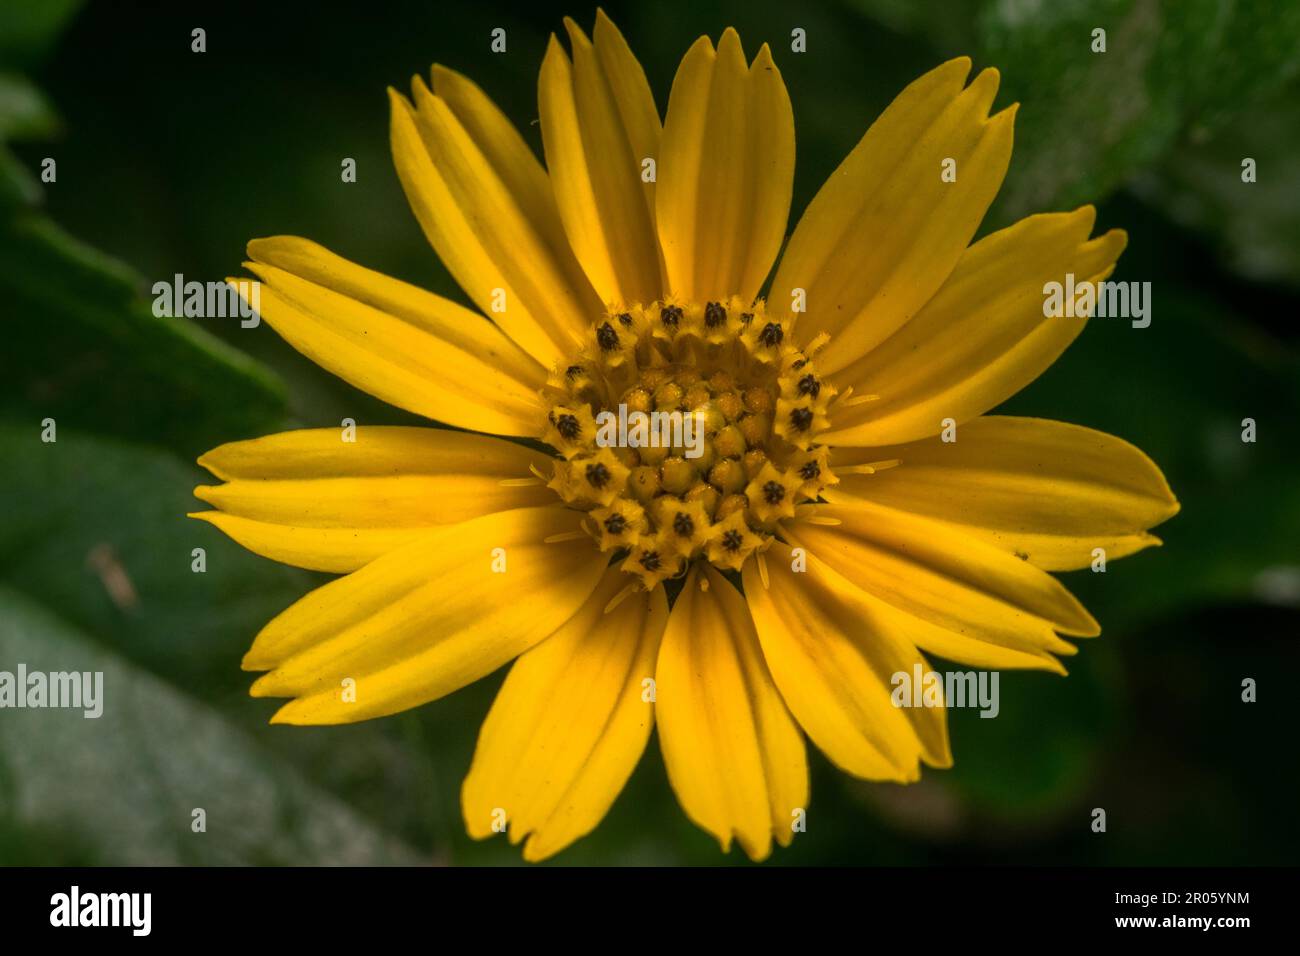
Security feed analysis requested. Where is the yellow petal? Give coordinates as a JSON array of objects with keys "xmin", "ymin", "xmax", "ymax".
[
  {"xmin": 772, "ymin": 58, "xmax": 1014, "ymax": 373},
  {"xmin": 462, "ymin": 569, "xmax": 667, "ymax": 861},
  {"xmin": 744, "ymin": 542, "xmax": 950, "ymax": 781},
  {"xmin": 430, "ymin": 63, "xmax": 577, "ymax": 286},
  {"xmin": 786, "ymin": 495, "xmax": 1097, "ymax": 671},
  {"xmin": 390, "ymin": 83, "xmax": 602, "ymax": 367},
  {"xmin": 245, "ymin": 506, "xmax": 608, "ymax": 724},
  {"xmin": 824, "ymin": 207, "xmax": 1127, "ymax": 446},
  {"xmin": 656, "ymin": 30, "xmax": 794, "ymax": 303},
  {"xmin": 831, "ymin": 416, "xmax": 1179, "ymax": 571},
  {"xmin": 189, "ymin": 512, "xmax": 420, "ymax": 575},
  {"xmin": 538, "ymin": 13, "xmax": 663, "ymax": 308},
  {"xmin": 655, "ymin": 563, "xmax": 807, "ymax": 860},
  {"xmin": 238, "ymin": 237, "xmax": 544, "ymax": 436},
  {"xmin": 192, "ymin": 427, "xmax": 554, "ymax": 572}
]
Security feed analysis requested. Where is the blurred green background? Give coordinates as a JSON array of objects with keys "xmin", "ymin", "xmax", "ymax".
[{"xmin": 1, "ymin": 0, "xmax": 1297, "ymax": 865}]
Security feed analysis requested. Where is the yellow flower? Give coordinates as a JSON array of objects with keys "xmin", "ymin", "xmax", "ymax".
[{"xmin": 191, "ymin": 11, "xmax": 1178, "ymax": 862}]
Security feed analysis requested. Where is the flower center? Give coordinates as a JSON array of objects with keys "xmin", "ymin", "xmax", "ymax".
[{"xmin": 542, "ymin": 297, "xmax": 840, "ymax": 589}]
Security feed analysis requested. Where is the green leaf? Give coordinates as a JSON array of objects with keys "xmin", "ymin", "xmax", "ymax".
[
  {"xmin": 1130, "ymin": 83, "xmax": 1300, "ymax": 288},
  {"xmin": 0, "ymin": 73, "xmax": 58, "ymax": 140},
  {"xmin": 980, "ymin": 0, "xmax": 1300, "ymax": 223},
  {"xmin": 847, "ymin": 0, "xmax": 1300, "ymax": 225},
  {"xmin": 0, "ymin": 144, "xmax": 39, "ymax": 209},
  {"xmin": 0, "ymin": 585, "xmax": 423, "ymax": 865},
  {"xmin": 0, "ymin": 423, "xmax": 312, "ymax": 691},
  {"xmin": 0, "ymin": 0, "xmax": 83, "ymax": 70},
  {"xmin": 0, "ymin": 214, "xmax": 288, "ymax": 457}
]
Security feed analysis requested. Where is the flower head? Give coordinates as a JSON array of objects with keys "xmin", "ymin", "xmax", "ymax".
[{"xmin": 192, "ymin": 11, "xmax": 1178, "ymax": 862}]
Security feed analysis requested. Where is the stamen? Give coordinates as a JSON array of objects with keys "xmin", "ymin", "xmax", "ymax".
[
  {"xmin": 839, "ymin": 458, "xmax": 901, "ymax": 476},
  {"xmin": 838, "ymin": 392, "xmax": 881, "ymax": 408},
  {"xmin": 555, "ymin": 413, "xmax": 581, "ymax": 438},
  {"xmin": 789, "ymin": 407, "xmax": 814, "ymax": 431},
  {"xmin": 660, "ymin": 305, "xmax": 682, "ymax": 328},
  {"xmin": 544, "ymin": 530, "xmax": 589, "ymax": 543},
  {"xmin": 758, "ymin": 322, "xmax": 783, "ymax": 346},
  {"xmin": 604, "ymin": 581, "xmax": 640, "ymax": 613},
  {"xmin": 803, "ymin": 331, "xmax": 831, "ymax": 356},
  {"xmin": 596, "ymin": 322, "xmax": 620, "ymax": 351},
  {"xmin": 704, "ymin": 301, "xmax": 727, "ymax": 327}
]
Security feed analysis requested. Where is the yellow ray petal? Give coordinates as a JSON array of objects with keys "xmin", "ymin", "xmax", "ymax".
[
  {"xmin": 655, "ymin": 563, "xmax": 807, "ymax": 861},
  {"xmin": 462, "ymin": 569, "xmax": 667, "ymax": 861},
  {"xmin": 244, "ymin": 506, "xmax": 608, "ymax": 724},
  {"xmin": 430, "ymin": 63, "xmax": 577, "ymax": 282},
  {"xmin": 744, "ymin": 542, "xmax": 950, "ymax": 781},
  {"xmin": 237, "ymin": 238, "xmax": 544, "ymax": 436},
  {"xmin": 823, "ymin": 208, "xmax": 1127, "ymax": 446},
  {"xmin": 191, "ymin": 427, "xmax": 555, "ymax": 572},
  {"xmin": 786, "ymin": 495, "xmax": 1097, "ymax": 671},
  {"xmin": 831, "ymin": 416, "xmax": 1179, "ymax": 571},
  {"xmin": 538, "ymin": 12, "xmax": 663, "ymax": 308},
  {"xmin": 772, "ymin": 58, "xmax": 1014, "ymax": 373},
  {"xmin": 188, "ymin": 513, "xmax": 421, "ymax": 575},
  {"xmin": 656, "ymin": 29, "xmax": 794, "ymax": 304},
  {"xmin": 390, "ymin": 83, "xmax": 602, "ymax": 367}
]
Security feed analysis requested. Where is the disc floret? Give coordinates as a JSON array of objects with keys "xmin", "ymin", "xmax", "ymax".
[{"xmin": 542, "ymin": 297, "xmax": 840, "ymax": 588}]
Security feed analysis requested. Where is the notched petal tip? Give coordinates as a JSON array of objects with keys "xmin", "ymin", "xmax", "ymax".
[
  {"xmin": 684, "ymin": 33, "xmax": 717, "ymax": 60},
  {"xmin": 1068, "ymin": 203, "xmax": 1098, "ymax": 232},
  {"xmin": 267, "ymin": 702, "xmax": 299, "ymax": 725},
  {"xmin": 752, "ymin": 42, "xmax": 778, "ymax": 72},
  {"xmin": 1106, "ymin": 227, "xmax": 1131, "ymax": 255},
  {"xmin": 542, "ymin": 31, "xmax": 570, "ymax": 67},
  {"xmin": 561, "ymin": 15, "xmax": 590, "ymax": 48},
  {"xmin": 386, "ymin": 85, "xmax": 415, "ymax": 119},
  {"xmin": 938, "ymin": 54, "xmax": 974, "ymax": 83},
  {"xmin": 429, "ymin": 62, "xmax": 460, "ymax": 92},
  {"xmin": 194, "ymin": 450, "xmax": 222, "ymax": 478},
  {"xmin": 240, "ymin": 648, "xmax": 271, "ymax": 673},
  {"xmin": 248, "ymin": 671, "xmax": 278, "ymax": 695},
  {"xmin": 592, "ymin": 7, "xmax": 625, "ymax": 43},
  {"xmin": 410, "ymin": 72, "xmax": 433, "ymax": 101},
  {"xmin": 191, "ymin": 485, "xmax": 219, "ymax": 506},
  {"xmin": 521, "ymin": 836, "xmax": 558, "ymax": 864}
]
